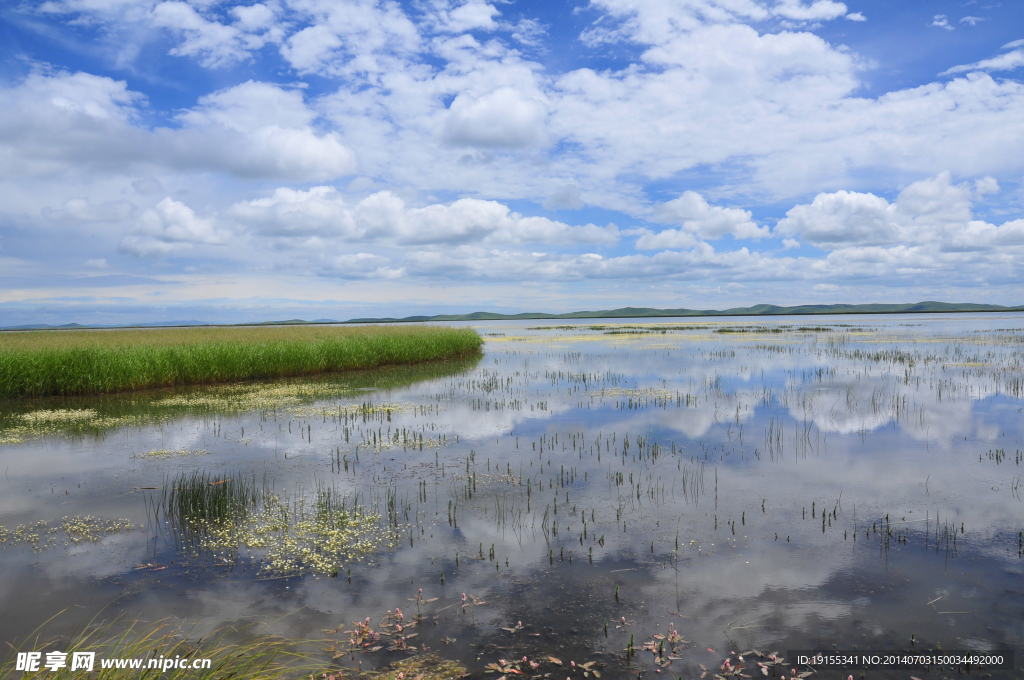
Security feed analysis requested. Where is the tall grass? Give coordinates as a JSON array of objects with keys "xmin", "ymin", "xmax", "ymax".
[
  {"xmin": 0, "ymin": 615, "xmax": 318, "ymax": 680},
  {"xmin": 0, "ymin": 325, "xmax": 482, "ymax": 397}
]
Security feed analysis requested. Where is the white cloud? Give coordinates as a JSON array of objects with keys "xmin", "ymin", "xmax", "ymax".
[
  {"xmin": 275, "ymin": 0, "xmax": 421, "ymax": 76},
  {"xmin": 634, "ymin": 228, "xmax": 702, "ymax": 250},
  {"xmin": 229, "ymin": 186, "xmax": 359, "ymax": 237},
  {"xmin": 324, "ymin": 253, "xmax": 404, "ymax": 279},
  {"xmin": 120, "ymin": 197, "xmax": 228, "ymax": 256},
  {"xmin": 772, "ymin": 0, "xmax": 847, "ymax": 22},
  {"xmin": 777, "ymin": 172, "xmax": 1023, "ymax": 253},
  {"xmin": 443, "ymin": 87, "xmax": 547, "ymax": 148},
  {"xmin": 959, "ymin": 16, "xmax": 984, "ymax": 27},
  {"xmin": 0, "ymin": 73, "xmax": 355, "ymax": 182},
  {"xmin": 228, "ymin": 187, "xmax": 619, "ymax": 246},
  {"xmin": 152, "ymin": 2, "xmax": 244, "ymax": 66},
  {"xmin": 231, "ymin": 3, "xmax": 276, "ymax": 31},
  {"xmin": 931, "ymin": 14, "xmax": 954, "ymax": 31},
  {"xmin": 651, "ymin": 191, "xmax": 767, "ymax": 240},
  {"xmin": 776, "ymin": 190, "xmax": 895, "ymax": 245},
  {"xmin": 440, "ymin": 2, "xmax": 500, "ymax": 33},
  {"xmin": 844, "ymin": 11, "xmax": 866, "ymax": 22},
  {"xmin": 170, "ymin": 81, "xmax": 357, "ymax": 180},
  {"xmin": 941, "ymin": 48, "xmax": 1024, "ymax": 76},
  {"xmin": 280, "ymin": 24, "xmax": 343, "ymax": 72},
  {"xmin": 178, "ymin": 80, "xmax": 315, "ymax": 131},
  {"xmin": 151, "ymin": 1, "xmax": 283, "ymax": 66}
]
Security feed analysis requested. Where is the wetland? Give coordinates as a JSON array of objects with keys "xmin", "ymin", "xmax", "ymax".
[{"xmin": 1, "ymin": 313, "xmax": 1022, "ymax": 679}]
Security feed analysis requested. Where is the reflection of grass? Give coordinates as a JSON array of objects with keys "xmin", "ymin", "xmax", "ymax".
[
  {"xmin": 164, "ymin": 474, "xmax": 396, "ymax": 577},
  {"xmin": 0, "ymin": 325, "xmax": 482, "ymax": 398},
  {"xmin": 0, "ymin": 357, "xmax": 479, "ymax": 446}
]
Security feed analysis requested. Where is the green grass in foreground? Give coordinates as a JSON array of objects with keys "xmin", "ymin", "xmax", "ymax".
[
  {"xmin": 0, "ymin": 325, "xmax": 482, "ymax": 398},
  {"xmin": 0, "ymin": 617, "xmax": 317, "ymax": 680},
  {"xmin": 0, "ymin": 615, "xmax": 469, "ymax": 680}
]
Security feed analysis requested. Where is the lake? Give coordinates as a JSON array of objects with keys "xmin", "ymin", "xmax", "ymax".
[{"xmin": 1, "ymin": 313, "xmax": 1022, "ymax": 679}]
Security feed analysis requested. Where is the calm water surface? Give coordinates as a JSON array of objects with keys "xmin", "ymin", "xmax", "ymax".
[{"xmin": 1, "ymin": 313, "xmax": 1022, "ymax": 678}]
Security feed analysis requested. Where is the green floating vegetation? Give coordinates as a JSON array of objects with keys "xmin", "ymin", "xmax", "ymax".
[
  {"xmin": 0, "ymin": 325, "xmax": 482, "ymax": 398},
  {"xmin": 165, "ymin": 473, "xmax": 397, "ymax": 577},
  {"xmin": 136, "ymin": 448, "xmax": 209, "ymax": 459},
  {"xmin": 0, "ymin": 515, "xmax": 136, "ymax": 551}
]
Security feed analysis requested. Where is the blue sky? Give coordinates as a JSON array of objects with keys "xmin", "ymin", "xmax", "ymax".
[{"xmin": 1, "ymin": 0, "xmax": 1023, "ymax": 325}]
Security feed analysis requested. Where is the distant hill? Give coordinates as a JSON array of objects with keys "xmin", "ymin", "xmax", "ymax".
[
  {"xmin": 0, "ymin": 320, "xmax": 212, "ymax": 331},
  {"xmin": 345, "ymin": 301, "xmax": 1024, "ymax": 323},
  {"xmin": 3, "ymin": 301, "xmax": 1022, "ymax": 331}
]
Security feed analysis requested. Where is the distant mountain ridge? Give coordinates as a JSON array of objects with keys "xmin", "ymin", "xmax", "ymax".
[
  {"xmin": 345, "ymin": 301, "xmax": 1024, "ymax": 323},
  {"xmin": 5, "ymin": 301, "xmax": 1021, "ymax": 330}
]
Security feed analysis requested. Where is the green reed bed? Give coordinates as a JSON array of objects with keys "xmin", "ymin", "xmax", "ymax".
[{"xmin": 0, "ymin": 325, "xmax": 482, "ymax": 397}]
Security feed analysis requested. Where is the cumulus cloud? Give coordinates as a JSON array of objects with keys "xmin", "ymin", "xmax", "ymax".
[
  {"xmin": 229, "ymin": 187, "xmax": 619, "ymax": 246},
  {"xmin": 776, "ymin": 172, "xmax": 1023, "ymax": 252},
  {"xmin": 280, "ymin": 24, "xmax": 343, "ymax": 72},
  {"xmin": 437, "ymin": 1, "xmax": 500, "ymax": 33},
  {"xmin": 229, "ymin": 186, "xmax": 358, "ymax": 237},
  {"xmin": 634, "ymin": 229, "xmax": 703, "ymax": 250},
  {"xmin": 152, "ymin": 2, "xmax": 247, "ymax": 66},
  {"xmin": 276, "ymin": 0, "xmax": 420, "ymax": 76},
  {"xmin": 400, "ymin": 243, "xmax": 803, "ymax": 282},
  {"xmin": 443, "ymin": 87, "xmax": 547, "ymax": 148},
  {"xmin": 171, "ymin": 81, "xmax": 356, "ymax": 179},
  {"xmin": 120, "ymin": 197, "xmax": 228, "ymax": 256},
  {"xmin": 0, "ymin": 73, "xmax": 355, "ymax": 181},
  {"xmin": 651, "ymin": 191, "xmax": 767, "ymax": 240},
  {"xmin": 772, "ymin": 0, "xmax": 848, "ymax": 22},
  {"xmin": 146, "ymin": 1, "xmax": 285, "ymax": 67},
  {"xmin": 776, "ymin": 190, "xmax": 898, "ymax": 246}
]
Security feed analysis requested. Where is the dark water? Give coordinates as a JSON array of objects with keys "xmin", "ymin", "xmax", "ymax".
[{"xmin": 1, "ymin": 314, "xmax": 1022, "ymax": 678}]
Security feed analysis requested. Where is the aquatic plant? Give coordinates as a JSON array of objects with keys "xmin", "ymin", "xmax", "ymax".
[
  {"xmin": 0, "ymin": 516, "xmax": 136, "ymax": 551},
  {"xmin": 164, "ymin": 475, "xmax": 397, "ymax": 576}
]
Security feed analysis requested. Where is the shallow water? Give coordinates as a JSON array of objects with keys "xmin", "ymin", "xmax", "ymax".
[{"xmin": 1, "ymin": 313, "xmax": 1022, "ymax": 678}]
